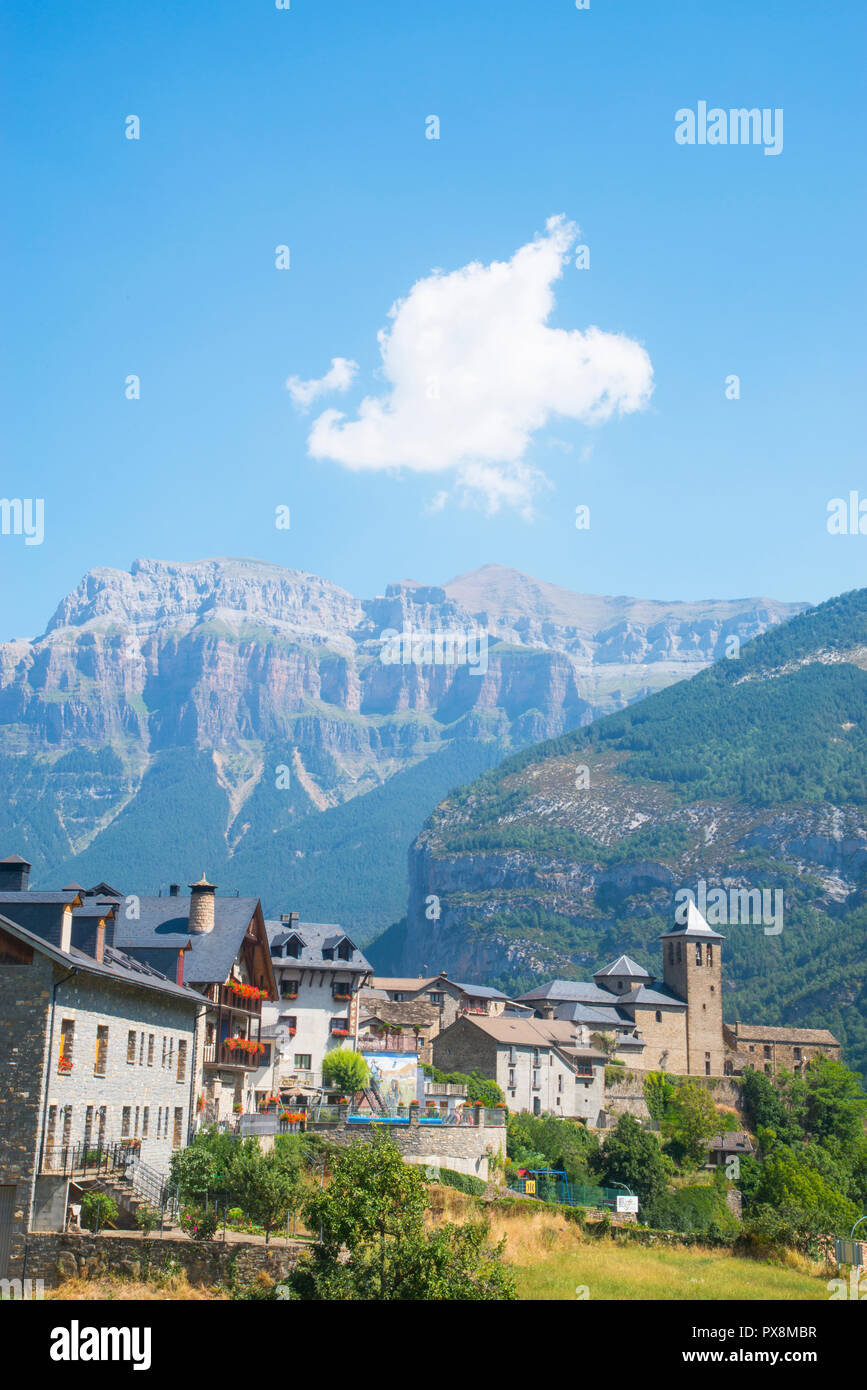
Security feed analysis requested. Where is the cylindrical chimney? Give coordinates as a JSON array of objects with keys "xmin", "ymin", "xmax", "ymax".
[{"xmin": 188, "ymin": 874, "xmax": 217, "ymax": 934}]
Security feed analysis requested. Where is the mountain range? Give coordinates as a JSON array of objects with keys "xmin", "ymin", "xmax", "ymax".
[
  {"xmin": 372, "ymin": 588, "xmax": 867, "ymax": 1075},
  {"xmin": 0, "ymin": 556, "xmax": 802, "ymax": 941}
]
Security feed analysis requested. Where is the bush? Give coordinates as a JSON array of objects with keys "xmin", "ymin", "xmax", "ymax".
[
  {"xmin": 80, "ymin": 1191, "xmax": 118, "ymax": 1234},
  {"xmin": 135, "ymin": 1203, "xmax": 160, "ymax": 1236},
  {"xmin": 179, "ymin": 1205, "xmax": 219, "ymax": 1241},
  {"xmin": 321, "ymin": 1048, "xmax": 370, "ymax": 1095},
  {"xmin": 434, "ymin": 1167, "xmax": 486, "ymax": 1197}
]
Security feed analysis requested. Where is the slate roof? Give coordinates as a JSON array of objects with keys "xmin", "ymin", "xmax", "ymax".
[
  {"xmin": 518, "ymin": 979, "xmax": 618, "ymax": 1005},
  {"xmin": 113, "ymin": 895, "xmax": 261, "ymax": 985},
  {"xmin": 454, "ymin": 981, "xmax": 513, "ymax": 1000},
  {"xmin": 266, "ymin": 919, "xmax": 372, "ymax": 974},
  {"xmin": 554, "ymin": 1001, "xmax": 631, "ymax": 1026},
  {"xmin": 618, "ymin": 983, "xmax": 688, "ymax": 1009},
  {"xmin": 727, "ymin": 1022, "xmax": 839, "ymax": 1045},
  {"xmin": 595, "ymin": 954, "xmax": 651, "ymax": 979},
  {"xmin": 708, "ymin": 1132, "xmax": 754, "ymax": 1153},
  {"xmin": 0, "ymin": 912, "xmax": 203, "ymax": 1008},
  {"xmin": 0, "ymin": 891, "xmax": 79, "ymax": 904},
  {"xmin": 661, "ymin": 900, "xmax": 725, "ymax": 941}
]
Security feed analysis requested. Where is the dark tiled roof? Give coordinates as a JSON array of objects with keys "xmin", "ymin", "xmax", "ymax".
[
  {"xmin": 0, "ymin": 912, "xmax": 203, "ymax": 1008},
  {"xmin": 113, "ymin": 895, "xmax": 261, "ymax": 985},
  {"xmin": 595, "ymin": 954, "xmax": 651, "ymax": 979},
  {"xmin": 618, "ymin": 983, "xmax": 687, "ymax": 1008},
  {"xmin": 266, "ymin": 919, "xmax": 371, "ymax": 973},
  {"xmin": 454, "ymin": 982, "xmax": 512, "ymax": 1000},
  {"xmin": 519, "ymin": 980, "xmax": 617, "ymax": 1005},
  {"xmin": 555, "ymin": 1001, "xmax": 632, "ymax": 1026},
  {"xmin": 0, "ymin": 891, "xmax": 79, "ymax": 904}
]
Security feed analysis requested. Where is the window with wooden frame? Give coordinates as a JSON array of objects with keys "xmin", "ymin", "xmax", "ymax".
[
  {"xmin": 94, "ymin": 1024, "xmax": 109, "ymax": 1076},
  {"xmin": 58, "ymin": 1018, "xmax": 75, "ymax": 1074}
]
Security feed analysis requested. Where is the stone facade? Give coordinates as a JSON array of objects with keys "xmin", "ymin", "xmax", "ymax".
[
  {"xmin": 20, "ymin": 1229, "xmax": 303, "ymax": 1291},
  {"xmin": 0, "ymin": 936, "xmax": 202, "ymax": 1280},
  {"xmin": 722, "ymin": 1022, "xmax": 841, "ymax": 1077},
  {"xmin": 661, "ymin": 928, "xmax": 724, "ymax": 1076},
  {"xmin": 432, "ymin": 1015, "xmax": 606, "ymax": 1124},
  {"xmin": 318, "ymin": 1110, "xmax": 506, "ymax": 1181}
]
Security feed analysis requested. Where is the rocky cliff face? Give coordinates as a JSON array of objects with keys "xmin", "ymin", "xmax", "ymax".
[
  {"xmin": 382, "ymin": 587, "xmax": 867, "ymax": 1074},
  {"xmin": 0, "ymin": 557, "xmax": 802, "ymax": 932}
]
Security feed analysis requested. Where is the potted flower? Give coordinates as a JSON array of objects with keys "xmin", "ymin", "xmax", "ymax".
[{"xmin": 233, "ymin": 1103, "xmax": 243, "ymax": 1114}]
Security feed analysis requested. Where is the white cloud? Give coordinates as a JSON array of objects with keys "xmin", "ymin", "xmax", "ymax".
[
  {"xmin": 286, "ymin": 356, "xmax": 358, "ymax": 410},
  {"xmin": 303, "ymin": 216, "xmax": 654, "ymax": 512}
]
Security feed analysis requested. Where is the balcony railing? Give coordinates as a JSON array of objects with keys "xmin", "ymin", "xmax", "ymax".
[
  {"xmin": 208, "ymin": 982, "xmax": 265, "ymax": 1015},
  {"xmin": 358, "ymin": 1035, "xmax": 423, "ymax": 1054},
  {"xmin": 204, "ymin": 1038, "xmax": 265, "ymax": 1069}
]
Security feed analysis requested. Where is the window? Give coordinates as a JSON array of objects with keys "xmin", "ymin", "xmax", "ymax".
[
  {"xmin": 668, "ymin": 942, "xmax": 674, "ymax": 964},
  {"xmin": 147, "ymin": 1034, "xmax": 154, "ymax": 1067},
  {"xmin": 134, "ymin": 1106, "xmax": 140, "ymax": 1136},
  {"xmin": 295, "ymin": 1054, "xmax": 312, "ymax": 1070},
  {"xmin": 142, "ymin": 1107, "xmax": 149, "ymax": 1138},
  {"xmin": 177, "ymin": 1039, "xmax": 187, "ymax": 1082},
  {"xmin": 260, "ymin": 1045, "xmax": 272, "ymax": 1066},
  {"xmin": 532, "ymin": 1071, "xmax": 541, "ymax": 1091},
  {"xmin": 763, "ymin": 1045, "xmax": 772, "ymax": 1059},
  {"xmin": 156, "ymin": 1109, "xmax": 162, "ymax": 1139},
  {"xmin": 429, "ymin": 992, "xmax": 444, "ymax": 1004},
  {"xmin": 558, "ymin": 1074, "xmax": 563, "ymax": 1092},
  {"xmin": 83, "ymin": 1106, "xmax": 94, "ymax": 1151},
  {"xmin": 161, "ymin": 1037, "xmax": 167, "ymax": 1068},
  {"xmin": 97, "ymin": 1106, "xmax": 107, "ymax": 1146},
  {"xmin": 46, "ymin": 1105, "xmax": 58, "ymax": 1152},
  {"xmin": 337, "ymin": 940, "xmax": 352, "ymax": 961},
  {"xmin": 508, "ymin": 1069, "xmax": 516, "ymax": 1089},
  {"xmin": 94, "ymin": 1024, "xmax": 108, "ymax": 1076},
  {"xmin": 705, "ymin": 1052, "xmax": 711, "ymax": 1077},
  {"xmin": 168, "ymin": 1038, "xmax": 174, "ymax": 1071},
  {"xmin": 655, "ymin": 1010, "xmax": 662, "ymax": 1023},
  {"xmin": 281, "ymin": 980, "xmax": 299, "ymax": 999},
  {"xmin": 58, "ymin": 1018, "xmax": 75, "ymax": 1074},
  {"xmin": 695, "ymin": 943, "xmax": 702, "ymax": 965},
  {"xmin": 793, "ymin": 1047, "xmax": 801, "ymax": 1061},
  {"xmin": 121, "ymin": 1106, "xmax": 131, "ymax": 1138},
  {"xmin": 61, "ymin": 1105, "xmax": 72, "ymax": 1151},
  {"xmin": 172, "ymin": 1108, "xmax": 183, "ymax": 1149},
  {"xmin": 707, "ymin": 945, "xmax": 713, "ymax": 966},
  {"xmin": 138, "ymin": 1034, "xmax": 145, "ymax": 1066},
  {"xmin": 748, "ymin": 1044, "xmax": 755, "ymax": 1053},
  {"xmin": 127, "ymin": 1030, "xmax": 137, "ymax": 1064},
  {"xmin": 533, "ymin": 1097, "xmax": 541, "ymax": 1116}
]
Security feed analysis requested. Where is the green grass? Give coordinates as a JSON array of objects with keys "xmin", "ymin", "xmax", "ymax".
[{"xmin": 512, "ymin": 1241, "xmax": 829, "ymax": 1301}]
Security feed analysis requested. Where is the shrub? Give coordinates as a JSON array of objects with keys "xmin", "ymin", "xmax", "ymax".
[
  {"xmin": 135, "ymin": 1203, "xmax": 161, "ymax": 1236},
  {"xmin": 80, "ymin": 1191, "xmax": 118, "ymax": 1234},
  {"xmin": 434, "ymin": 1167, "xmax": 487, "ymax": 1197},
  {"xmin": 179, "ymin": 1205, "xmax": 219, "ymax": 1241}
]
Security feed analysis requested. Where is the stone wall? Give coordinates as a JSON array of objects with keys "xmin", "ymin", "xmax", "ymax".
[
  {"xmin": 295, "ymin": 1112, "xmax": 506, "ymax": 1181},
  {"xmin": 20, "ymin": 1230, "xmax": 303, "ymax": 1291}
]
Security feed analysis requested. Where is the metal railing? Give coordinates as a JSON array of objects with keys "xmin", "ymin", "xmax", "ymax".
[{"xmin": 40, "ymin": 1139, "xmax": 140, "ymax": 1178}]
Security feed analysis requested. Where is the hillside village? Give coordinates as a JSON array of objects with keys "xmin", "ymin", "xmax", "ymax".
[{"xmin": 0, "ymin": 847, "xmax": 849, "ymax": 1290}]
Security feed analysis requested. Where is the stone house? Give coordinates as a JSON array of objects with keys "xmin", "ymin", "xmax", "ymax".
[
  {"xmin": 363, "ymin": 973, "xmax": 531, "ymax": 1062},
  {"xmin": 250, "ymin": 917, "xmax": 372, "ymax": 1105},
  {"xmin": 722, "ymin": 1022, "xmax": 841, "ymax": 1077},
  {"xmin": 706, "ymin": 1131, "xmax": 755, "ymax": 1170},
  {"xmin": 0, "ymin": 902, "xmax": 205, "ymax": 1282},
  {"xmin": 432, "ymin": 1014, "xmax": 606, "ymax": 1124},
  {"xmin": 519, "ymin": 903, "xmax": 841, "ymax": 1080},
  {"xmin": 107, "ymin": 876, "xmax": 279, "ymax": 1124}
]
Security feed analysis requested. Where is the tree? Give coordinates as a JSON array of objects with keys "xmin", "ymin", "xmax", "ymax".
[
  {"xmin": 662, "ymin": 1080, "xmax": 721, "ymax": 1167},
  {"xmin": 592, "ymin": 1114, "xmax": 668, "ymax": 1207},
  {"xmin": 740, "ymin": 1066, "xmax": 799, "ymax": 1142},
  {"xmin": 321, "ymin": 1047, "xmax": 370, "ymax": 1095},
  {"xmin": 168, "ymin": 1143, "xmax": 218, "ymax": 1199},
  {"xmin": 234, "ymin": 1147, "xmax": 302, "ymax": 1244},
  {"xmin": 801, "ymin": 1056, "xmax": 867, "ymax": 1147},
  {"xmin": 427, "ymin": 1067, "xmax": 504, "ymax": 1107},
  {"xmin": 294, "ymin": 1132, "xmax": 515, "ymax": 1300},
  {"xmin": 643, "ymin": 1071, "xmax": 676, "ymax": 1124}
]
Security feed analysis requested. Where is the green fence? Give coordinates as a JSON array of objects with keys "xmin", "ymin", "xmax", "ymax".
[{"xmin": 508, "ymin": 1170, "xmax": 621, "ymax": 1210}]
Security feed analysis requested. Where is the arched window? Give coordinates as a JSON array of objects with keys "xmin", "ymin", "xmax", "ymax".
[
  {"xmin": 707, "ymin": 944, "xmax": 713, "ymax": 966},
  {"xmin": 695, "ymin": 942, "xmax": 703, "ymax": 966},
  {"xmin": 655, "ymin": 1010, "xmax": 662, "ymax": 1023}
]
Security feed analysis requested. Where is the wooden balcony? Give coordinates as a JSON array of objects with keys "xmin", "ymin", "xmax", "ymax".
[
  {"xmin": 203, "ymin": 1038, "xmax": 264, "ymax": 1071},
  {"xmin": 207, "ymin": 982, "xmax": 265, "ymax": 1017}
]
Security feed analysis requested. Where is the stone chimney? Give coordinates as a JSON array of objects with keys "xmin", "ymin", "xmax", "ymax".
[
  {"xmin": 540, "ymin": 1001, "xmax": 555, "ymax": 1020},
  {"xmin": 0, "ymin": 854, "xmax": 31, "ymax": 892},
  {"xmin": 188, "ymin": 874, "xmax": 217, "ymax": 934}
]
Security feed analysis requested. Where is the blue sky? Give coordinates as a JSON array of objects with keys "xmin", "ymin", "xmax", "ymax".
[{"xmin": 2, "ymin": 0, "xmax": 865, "ymax": 638}]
